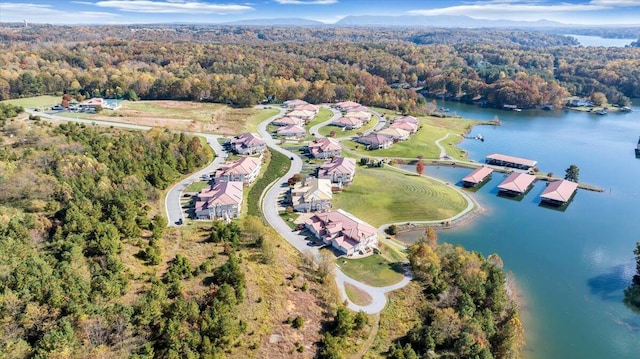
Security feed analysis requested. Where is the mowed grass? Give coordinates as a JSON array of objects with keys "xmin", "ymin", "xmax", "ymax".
[
  {"xmin": 343, "ymin": 115, "xmax": 478, "ymax": 160},
  {"xmin": 317, "ymin": 116, "xmax": 379, "ymax": 138},
  {"xmin": 245, "ymin": 108, "xmax": 280, "ymax": 133},
  {"xmin": 247, "ymin": 149, "xmax": 291, "ymax": 217},
  {"xmin": 337, "ymin": 254, "xmax": 404, "ymax": 287},
  {"xmin": 306, "ymin": 107, "xmax": 333, "ymax": 130},
  {"xmin": 344, "ymin": 282, "xmax": 373, "ymax": 306},
  {"xmin": 1, "ymin": 95, "xmax": 60, "ymax": 109},
  {"xmin": 333, "ymin": 166, "xmax": 467, "ymax": 227}
]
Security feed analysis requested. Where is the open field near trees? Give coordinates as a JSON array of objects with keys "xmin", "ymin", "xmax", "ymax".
[
  {"xmin": 337, "ymin": 254, "xmax": 405, "ymax": 287},
  {"xmin": 333, "ymin": 166, "xmax": 468, "ymax": 227}
]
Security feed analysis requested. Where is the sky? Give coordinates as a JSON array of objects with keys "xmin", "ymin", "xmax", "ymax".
[{"xmin": 1, "ymin": 0, "xmax": 639, "ymax": 26}]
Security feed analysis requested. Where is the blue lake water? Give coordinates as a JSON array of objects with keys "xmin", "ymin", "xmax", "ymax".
[
  {"xmin": 565, "ymin": 34, "xmax": 637, "ymax": 47},
  {"xmin": 400, "ymin": 101, "xmax": 640, "ymax": 358}
]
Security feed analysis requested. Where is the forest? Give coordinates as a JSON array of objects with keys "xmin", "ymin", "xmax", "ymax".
[{"xmin": 1, "ymin": 25, "xmax": 639, "ymax": 112}]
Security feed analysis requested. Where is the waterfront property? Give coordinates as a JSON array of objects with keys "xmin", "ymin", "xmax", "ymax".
[
  {"xmin": 540, "ymin": 179, "xmax": 578, "ymax": 206},
  {"xmin": 304, "ymin": 209, "xmax": 378, "ymax": 256},
  {"xmin": 308, "ymin": 137, "xmax": 342, "ymax": 159},
  {"xmin": 393, "ymin": 115, "xmax": 419, "ymax": 124},
  {"xmin": 356, "ymin": 133, "xmax": 393, "ymax": 150},
  {"xmin": 390, "ymin": 120, "xmax": 418, "ymax": 133},
  {"xmin": 290, "ymin": 177, "xmax": 333, "ymax": 212},
  {"xmin": 195, "ymin": 181, "xmax": 243, "ymax": 220},
  {"xmin": 213, "ymin": 155, "xmax": 262, "ymax": 184},
  {"xmin": 318, "ymin": 157, "xmax": 356, "ymax": 187},
  {"xmin": 462, "ymin": 166, "xmax": 494, "ymax": 187},
  {"xmin": 486, "ymin": 153, "xmax": 537, "ymax": 170},
  {"xmin": 230, "ymin": 133, "xmax": 266, "ymax": 155},
  {"xmin": 497, "ymin": 172, "xmax": 536, "ymax": 196}
]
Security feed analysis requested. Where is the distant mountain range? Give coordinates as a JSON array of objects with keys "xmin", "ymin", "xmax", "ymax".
[{"xmin": 220, "ymin": 15, "xmax": 569, "ymax": 28}]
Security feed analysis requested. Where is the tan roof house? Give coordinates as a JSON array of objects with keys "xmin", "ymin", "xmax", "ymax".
[
  {"xmin": 318, "ymin": 157, "xmax": 356, "ymax": 186},
  {"xmin": 288, "ymin": 109, "xmax": 315, "ymax": 122},
  {"xmin": 497, "ymin": 172, "xmax": 536, "ymax": 195},
  {"xmin": 308, "ymin": 137, "xmax": 342, "ymax": 159},
  {"xmin": 344, "ymin": 111, "xmax": 371, "ymax": 122},
  {"xmin": 273, "ymin": 116, "xmax": 305, "ymax": 126},
  {"xmin": 378, "ymin": 127, "xmax": 410, "ymax": 141},
  {"xmin": 335, "ymin": 101, "xmax": 361, "ymax": 111},
  {"xmin": 195, "ymin": 181, "xmax": 243, "ymax": 220},
  {"xmin": 283, "ymin": 99, "xmax": 308, "ymax": 108},
  {"xmin": 540, "ymin": 179, "xmax": 578, "ymax": 205},
  {"xmin": 346, "ymin": 105, "xmax": 370, "ymax": 113},
  {"xmin": 304, "ymin": 209, "xmax": 378, "ymax": 256},
  {"xmin": 294, "ymin": 103, "xmax": 319, "ymax": 113},
  {"xmin": 356, "ymin": 133, "xmax": 393, "ymax": 150},
  {"xmin": 390, "ymin": 120, "xmax": 418, "ymax": 133},
  {"xmin": 277, "ymin": 124, "xmax": 306, "ymax": 138},
  {"xmin": 393, "ymin": 115, "xmax": 419, "ymax": 124},
  {"xmin": 230, "ymin": 133, "xmax": 266, "ymax": 155},
  {"xmin": 290, "ymin": 177, "xmax": 333, "ymax": 213},
  {"xmin": 213, "ymin": 155, "xmax": 262, "ymax": 184},
  {"xmin": 332, "ymin": 116, "xmax": 363, "ymax": 130}
]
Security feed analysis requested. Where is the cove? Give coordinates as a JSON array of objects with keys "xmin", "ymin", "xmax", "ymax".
[{"xmin": 399, "ymin": 101, "xmax": 640, "ymax": 358}]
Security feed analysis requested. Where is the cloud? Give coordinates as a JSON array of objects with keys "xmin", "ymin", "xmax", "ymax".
[
  {"xmin": 91, "ymin": 0, "xmax": 254, "ymax": 14},
  {"xmin": 407, "ymin": 1, "xmax": 614, "ymax": 19},
  {"xmin": 275, "ymin": 0, "xmax": 338, "ymax": 4},
  {"xmin": 0, "ymin": 2, "xmax": 119, "ymax": 22}
]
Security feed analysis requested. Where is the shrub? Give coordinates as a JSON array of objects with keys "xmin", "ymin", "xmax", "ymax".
[{"xmin": 292, "ymin": 316, "xmax": 304, "ymax": 329}]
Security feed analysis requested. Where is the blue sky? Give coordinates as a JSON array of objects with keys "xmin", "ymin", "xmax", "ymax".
[{"xmin": 1, "ymin": 0, "xmax": 639, "ymax": 25}]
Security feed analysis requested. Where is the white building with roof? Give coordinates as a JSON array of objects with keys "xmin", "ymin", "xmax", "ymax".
[
  {"xmin": 304, "ymin": 209, "xmax": 378, "ymax": 256},
  {"xmin": 195, "ymin": 181, "xmax": 243, "ymax": 220}
]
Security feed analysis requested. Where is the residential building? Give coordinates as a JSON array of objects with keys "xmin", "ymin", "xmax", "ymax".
[
  {"xmin": 195, "ymin": 181, "xmax": 243, "ymax": 220},
  {"xmin": 332, "ymin": 116, "xmax": 363, "ymax": 130},
  {"xmin": 230, "ymin": 133, "xmax": 266, "ymax": 155},
  {"xmin": 356, "ymin": 133, "xmax": 393, "ymax": 150},
  {"xmin": 308, "ymin": 137, "xmax": 342, "ymax": 159},
  {"xmin": 213, "ymin": 155, "xmax": 262, "ymax": 184},
  {"xmin": 345, "ymin": 105, "xmax": 370, "ymax": 113},
  {"xmin": 344, "ymin": 111, "xmax": 371, "ymax": 122},
  {"xmin": 318, "ymin": 157, "xmax": 356, "ymax": 186},
  {"xmin": 291, "ymin": 177, "xmax": 333, "ymax": 212},
  {"xmin": 277, "ymin": 124, "xmax": 306, "ymax": 138},
  {"xmin": 393, "ymin": 115, "xmax": 419, "ymax": 124},
  {"xmin": 287, "ymin": 109, "xmax": 315, "ymax": 122},
  {"xmin": 283, "ymin": 99, "xmax": 308, "ymax": 108},
  {"xmin": 293, "ymin": 103, "xmax": 319, "ymax": 114},
  {"xmin": 304, "ymin": 209, "xmax": 378, "ymax": 256},
  {"xmin": 378, "ymin": 127, "xmax": 410, "ymax": 141},
  {"xmin": 273, "ymin": 116, "xmax": 305, "ymax": 126},
  {"xmin": 335, "ymin": 101, "xmax": 361, "ymax": 112},
  {"xmin": 389, "ymin": 120, "xmax": 418, "ymax": 133}
]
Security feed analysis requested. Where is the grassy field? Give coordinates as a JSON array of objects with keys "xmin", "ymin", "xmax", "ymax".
[
  {"xmin": 306, "ymin": 107, "xmax": 333, "ymax": 131},
  {"xmin": 317, "ymin": 116, "xmax": 379, "ymax": 138},
  {"xmin": 342, "ymin": 115, "xmax": 477, "ymax": 159},
  {"xmin": 247, "ymin": 149, "xmax": 291, "ymax": 217},
  {"xmin": 1, "ymin": 95, "xmax": 60, "ymax": 109},
  {"xmin": 245, "ymin": 108, "xmax": 280, "ymax": 133},
  {"xmin": 333, "ymin": 166, "xmax": 468, "ymax": 227},
  {"xmin": 337, "ymin": 254, "xmax": 404, "ymax": 287}
]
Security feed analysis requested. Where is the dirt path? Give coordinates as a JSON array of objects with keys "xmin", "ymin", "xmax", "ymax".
[{"xmin": 353, "ymin": 313, "xmax": 381, "ymax": 359}]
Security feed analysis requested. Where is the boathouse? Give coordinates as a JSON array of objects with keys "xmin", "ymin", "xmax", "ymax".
[
  {"xmin": 497, "ymin": 172, "xmax": 536, "ymax": 196},
  {"xmin": 486, "ymin": 153, "xmax": 537, "ymax": 170},
  {"xmin": 540, "ymin": 180, "xmax": 578, "ymax": 206},
  {"xmin": 462, "ymin": 166, "xmax": 494, "ymax": 187}
]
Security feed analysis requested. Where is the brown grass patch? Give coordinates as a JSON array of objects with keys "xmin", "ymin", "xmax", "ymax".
[{"xmin": 344, "ymin": 283, "xmax": 373, "ymax": 306}]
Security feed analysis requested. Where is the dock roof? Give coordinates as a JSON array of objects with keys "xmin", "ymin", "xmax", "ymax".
[
  {"xmin": 462, "ymin": 166, "xmax": 494, "ymax": 184},
  {"xmin": 486, "ymin": 153, "xmax": 537, "ymax": 168},
  {"xmin": 540, "ymin": 180, "xmax": 578, "ymax": 203},
  {"xmin": 498, "ymin": 172, "xmax": 536, "ymax": 193}
]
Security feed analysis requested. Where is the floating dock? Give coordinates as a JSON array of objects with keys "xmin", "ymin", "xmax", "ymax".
[
  {"xmin": 540, "ymin": 179, "xmax": 578, "ymax": 206},
  {"xmin": 497, "ymin": 172, "xmax": 536, "ymax": 196},
  {"xmin": 462, "ymin": 166, "xmax": 494, "ymax": 187},
  {"xmin": 486, "ymin": 153, "xmax": 537, "ymax": 170}
]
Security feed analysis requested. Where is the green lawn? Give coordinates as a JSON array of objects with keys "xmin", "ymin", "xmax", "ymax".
[
  {"xmin": 245, "ymin": 108, "xmax": 280, "ymax": 133},
  {"xmin": 247, "ymin": 149, "xmax": 291, "ymax": 217},
  {"xmin": 185, "ymin": 181, "xmax": 210, "ymax": 193},
  {"xmin": 342, "ymin": 116, "xmax": 477, "ymax": 160},
  {"xmin": 1, "ymin": 95, "xmax": 60, "ymax": 109},
  {"xmin": 337, "ymin": 254, "xmax": 404, "ymax": 287},
  {"xmin": 344, "ymin": 282, "xmax": 373, "ymax": 306},
  {"xmin": 279, "ymin": 212, "xmax": 299, "ymax": 229},
  {"xmin": 333, "ymin": 166, "xmax": 468, "ymax": 227},
  {"xmin": 317, "ymin": 116, "xmax": 379, "ymax": 138},
  {"xmin": 306, "ymin": 107, "xmax": 333, "ymax": 130}
]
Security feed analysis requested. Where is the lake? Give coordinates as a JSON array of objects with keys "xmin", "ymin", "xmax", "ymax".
[
  {"xmin": 565, "ymin": 34, "xmax": 636, "ymax": 47},
  {"xmin": 398, "ymin": 101, "xmax": 640, "ymax": 359}
]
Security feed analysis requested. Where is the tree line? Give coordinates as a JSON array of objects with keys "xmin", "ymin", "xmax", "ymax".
[{"xmin": 1, "ymin": 25, "xmax": 638, "ymax": 111}]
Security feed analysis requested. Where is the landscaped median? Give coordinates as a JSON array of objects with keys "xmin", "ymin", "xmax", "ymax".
[{"xmin": 247, "ymin": 148, "xmax": 291, "ymax": 217}]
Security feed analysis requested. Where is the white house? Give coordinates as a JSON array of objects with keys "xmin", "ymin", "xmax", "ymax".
[
  {"xmin": 230, "ymin": 133, "xmax": 266, "ymax": 155},
  {"xmin": 304, "ymin": 209, "xmax": 378, "ymax": 256},
  {"xmin": 332, "ymin": 116, "xmax": 363, "ymax": 130},
  {"xmin": 378, "ymin": 127, "xmax": 410, "ymax": 141},
  {"xmin": 308, "ymin": 137, "xmax": 342, "ymax": 159},
  {"xmin": 213, "ymin": 155, "xmax": 262, "ymax": 184},
  {"xmin": 356, "ymin": 133, "xmax": 393, "ymax": 150},
  {"xmin": 195, "ymin": 181, "xmax": 243, "ymax": 220},
  {"xmin": 318, "ymin": 157, "xmax": 356, "ymax": 186},
  {"xmin": 291, "ymin": 177, "xmax": 333, "ymax": 212}
]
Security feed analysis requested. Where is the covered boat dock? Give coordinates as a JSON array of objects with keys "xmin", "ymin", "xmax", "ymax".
[
  {"xmin": 540, "ymin": 180, "xmax": 578, "ymax": 206},
  {"xmin": 497, "ymin": 172, "xmax": 536, "ymax": 196},
  {"xmin": 486, "ymin": 153, "xmax": 537, "ymax": 170},
  {"xmin": 462, "ymin": 166, "xmax": 494, "ymax": 187}
]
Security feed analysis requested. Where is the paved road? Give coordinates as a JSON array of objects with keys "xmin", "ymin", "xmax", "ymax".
[{"xmin": 308, "ymin": 106, "xmax": 341, "ymax": 138}]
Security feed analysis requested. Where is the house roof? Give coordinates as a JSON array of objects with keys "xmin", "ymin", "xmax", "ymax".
[
  {"xmin": 277, "ymin": 124, "xmax": 306, "ymax": 135},
  {"xmin": 307, "ymin": 209, "xmax": 377, "ymax": 244},
  {"xmin": 540, "ymin": 180, "xmax": 578, "ymax": 202},
  {"xmin": 335, "ymin": 101, "xmax": 361, "ymax": 109},
  {"xmin": 81, "ymin": 98, "xmax": 105, "ymax": 105},
  {"xmin": 288, "ymin": 110, "xmax": 315, "ymax": 118},
  {"xmin": 196, "ymin": 181, "xmax": 243, "ymax": 211},
  {"xmin": 344, "ymin": 111, "xmax": 371, "ymax": 120},
  {"xmin": 293, "ymin": 104, "xmax": 318, "ymax": 112},
  {"xmin": 378, "ymin": 127, "xmax": 409, "ymax": 139},
  {"xmin": 214, "ymin": 156, "xmax": 261, "ymax": 177},
  {"xmin": 462, "ymin": 166, "xmax": 494, "ymax": 184},
  {"xmin": 309, "ymin": 137, "xmax": 341, "ymax": 155},
  {"xmin": 486, "ymin": 153, "xmax": 537, "ymax": 168},
  {"xmin": 273, "ymin": 116, "xmax": 304, "ymax": 126},
  {"xmin": 345, "ymin": 105, "xmax": 370, "ymax": 113},
  {"xmin": 318, "ymin": 157, "xmax": 356, "ymax": 177},
  {"xmin": 292, "ymin": 178, "xmax": 333, "ymax": 203},
  {"xmin": 283, "ymin": 99, "xmax": 308, "ymax": 107},
  {"xmin": 333, "ymin": 117, "xmax": 363, "ymax": 126},
  {"xmin": 231, "ymin": 133, "xmax": 265, "ymax": 147},
  {"xmin": 393, "ymin": 115, "xmax": 419, "ymax": 124},
  {"xmin": 498, "ymin": 172, "xmax": 536, "ymax": 193},
  {"xmin": 357, "ymin": 133, "xmax": 392, "ymax": 146},
  {"xmin": 389, "ymin": 121, "xmax": 418, "ymax": 132}
]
